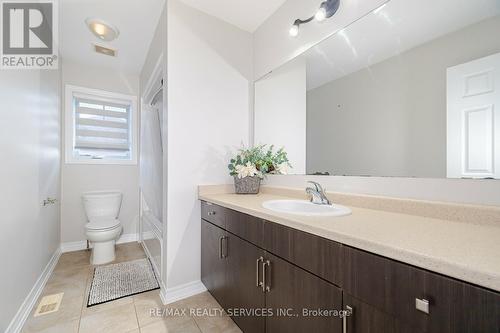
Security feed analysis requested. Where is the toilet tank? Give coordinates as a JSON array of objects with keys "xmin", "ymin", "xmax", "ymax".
[{"xmin": 82, "ymin": 191, "xmax": 122, "ymax": 221}]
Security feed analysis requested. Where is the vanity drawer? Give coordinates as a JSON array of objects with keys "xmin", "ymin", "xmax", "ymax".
[
  {"xmin": 343, "ymin": 246, "xmax": 500, "ymax": 333},
  {"xmin": 225, "ymin": 209, "xmax": 264, "ymax": 248},
  {"xmin": 263, "ymin": 221, "xmax": 343, "ymax": 286},
  {"xmin": 201, "ymin": 201, "xmax": 226, "ymax": 228}
]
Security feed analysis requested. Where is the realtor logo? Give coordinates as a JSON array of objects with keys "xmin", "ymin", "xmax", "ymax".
[{"xmin": 1, "ymin": 0, "xmax": 58, "ymax": 69}]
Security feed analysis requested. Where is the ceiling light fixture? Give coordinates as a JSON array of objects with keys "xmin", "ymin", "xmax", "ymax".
[
  {"xmin": 289, "ymin": 0, "xmax": 340, "ymax": 37},
  {"xmin": 85, "ymin": 18, "xmax": 120, "ymax": 42}
]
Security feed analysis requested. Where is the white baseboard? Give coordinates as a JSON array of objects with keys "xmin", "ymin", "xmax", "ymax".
[
  {"xmin": 5, "ymin": 247, "xmax": 61, "ymax": 333},
  {"xmin": 60, "ymin": 233, "xmax": 139, "ymax": 253},
  {"xmin": 60, "ymin": 240, "xmax": 87, "ymax": 253},
  {"xmin": 160, "ymin": 280, "xmax": 207, "ymax": 305}
]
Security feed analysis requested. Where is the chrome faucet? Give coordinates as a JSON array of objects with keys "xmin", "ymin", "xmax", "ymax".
[{"xmin": 306, "ymin": 181, "xmax": 331, "ymax": 205}]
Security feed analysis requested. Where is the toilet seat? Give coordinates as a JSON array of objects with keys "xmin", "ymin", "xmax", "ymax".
[{"xmin": 85, "ymin": 218, "xmax": 121, "ymax": 231}]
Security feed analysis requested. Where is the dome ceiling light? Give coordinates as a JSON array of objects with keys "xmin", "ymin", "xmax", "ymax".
[{"xmin": 85, "ymin": 18, "xmax": 120, "ymax": 42}]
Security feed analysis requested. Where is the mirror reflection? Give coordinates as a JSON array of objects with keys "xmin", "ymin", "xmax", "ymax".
[{"xmin": 254, "ymin": 0, "xmax": 500, "ymax": 179}]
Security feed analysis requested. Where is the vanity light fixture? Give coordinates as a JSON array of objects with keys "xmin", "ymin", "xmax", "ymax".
[
  {"xmin": 85, "ymin": 18, "xmax": 120, "ymax": 41},
  {"xmin": 289, "ymin": 0, "xmax": 340, "ymax": 37},
  {"xmin": 289, "ymin": 20, "xmax": 301, "ymax": 37}
]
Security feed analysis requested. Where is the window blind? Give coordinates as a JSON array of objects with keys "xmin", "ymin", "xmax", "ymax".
[{"xmin": 74, "ymin": 97, "xmax": 131, "ymax": 159}]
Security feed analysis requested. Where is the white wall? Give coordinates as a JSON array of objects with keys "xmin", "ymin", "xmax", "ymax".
[
  {"xmin": 0, "ymin": 69, "xmax": 61, "ymax": 331},
  {"xmin": 253, "ymin": 0, "xmax": 387, "ymax": 79},
  {"xmin": 166, "ymin": 0, "xmax": 253, "ymax": 289},
  {"xmin": 255, "ymin": 57, "xmax": 306, "ymax": 173},
  {"xmin": 60, "ymin": 60, "xmax": 140, "ymax": 243},
  {"xmin": 140, "ymin": 7, "xmax": 165, "ymax": 90}
]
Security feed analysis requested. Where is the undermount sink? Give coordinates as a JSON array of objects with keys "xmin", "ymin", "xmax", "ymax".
[{"xmin": 262, "ymin": 199, "xmax": 352, "ymax": 217}]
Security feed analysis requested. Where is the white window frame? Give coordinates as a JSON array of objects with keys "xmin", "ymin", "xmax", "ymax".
[{"xmin": 65, "ymin": 84, "xmax": 138, "ymax": 165}]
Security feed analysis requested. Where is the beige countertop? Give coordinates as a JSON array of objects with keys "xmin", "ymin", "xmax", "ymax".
[{"xmin": 199, "ymin": 190, "xmax": 500, "ymax": 292}]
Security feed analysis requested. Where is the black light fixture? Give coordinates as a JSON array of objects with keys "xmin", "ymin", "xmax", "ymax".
[{"xmin": 289, "ymin": 0, "xmax": 340, "ymax": 37}]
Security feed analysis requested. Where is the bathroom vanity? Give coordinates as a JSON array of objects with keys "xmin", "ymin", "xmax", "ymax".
[{"xmin": 199, "ymin": 192, "xmax": 500, "ymax": 333}]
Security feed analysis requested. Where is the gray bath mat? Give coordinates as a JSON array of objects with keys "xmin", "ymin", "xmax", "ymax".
[{"xmin": 87, "ymin": 258, "xmax": 159, "ymax": 307}]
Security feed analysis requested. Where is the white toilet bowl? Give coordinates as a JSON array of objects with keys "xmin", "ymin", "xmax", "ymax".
[
  {"xmin": 85, "ymin": 218, "xmax": 122, "ymax": 265},
  {"xmin": 82, "ymin": 191, "xmax": 123, "ymax": 265}
]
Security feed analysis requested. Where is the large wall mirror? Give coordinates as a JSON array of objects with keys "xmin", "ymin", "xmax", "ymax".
[{"xmin": 254, "ymin": 0, "xmax": 500, "ymax": 179}]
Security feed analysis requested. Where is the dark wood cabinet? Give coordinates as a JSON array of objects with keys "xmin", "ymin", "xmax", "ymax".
[
  {"xmin": 225, "ymin": 234, "xmax": 266, "ymax": 333},
  {"xmin": 343, "ymin": 246, "xmax": 500, "ymax": 333},
  {"xmin": 201, "ymin": 205, "xmax": 343, "ymax": 333},
  {"xmin": 201, "ymin": 202, "xmax": 500, "ymax": 333},
  {"xmin": 201, "ymin": 219, "xmax": 227, "ymax": 306},
  {"xmin": 264, "ymin": 252, "xmax": 343, "ymax": 333}
]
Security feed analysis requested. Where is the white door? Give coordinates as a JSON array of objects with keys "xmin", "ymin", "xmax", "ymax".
[{"xmin": 447, "ymin": 52, "xmax": 500, "ymax": 179}]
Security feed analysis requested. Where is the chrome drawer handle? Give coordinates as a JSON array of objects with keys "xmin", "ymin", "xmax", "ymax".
[
  {"xmin": 415, "ymin": 298, "xmax": 430, "ymax": 314},
  {"xmin": 256, "ymin": 257, "xmax": 263, "ymax": 287},
  {"xmin": 265, "ymin": 260, "xmax": 271, "ymax": 292},
  {"xmin": 261, "ymin": 260, "xmax": 267, "ymax": 292},
  {"xmin": 219, "ymin": 237, "xmax": 224, "ymax": 259},
  {"xmin": 262, "ymin": 260, "xmax": 271, "ymax": 292},
  {"xmin": 222, "ymin": 236, "xmax": 228, "ymax": 258}
]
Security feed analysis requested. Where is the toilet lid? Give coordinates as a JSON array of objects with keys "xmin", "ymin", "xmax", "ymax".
[{"xmin": 86, "ymin": 218, "xmax": 121, "ymax": 231}]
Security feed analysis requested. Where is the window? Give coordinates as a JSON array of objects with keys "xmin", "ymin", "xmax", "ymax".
[{"xmin": 65, "ymin": 85, "xmax": 137, "ymax": 164}]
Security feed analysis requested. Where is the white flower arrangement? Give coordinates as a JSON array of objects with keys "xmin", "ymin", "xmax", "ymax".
[{"xmin": 228, "ymin": 145, "xmax": 292, "ymax": 179}]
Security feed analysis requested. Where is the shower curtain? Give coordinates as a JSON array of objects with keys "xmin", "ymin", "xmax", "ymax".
[{"xmin": 140, "ymin": 100, "xmax": 163, "ymax": 223}]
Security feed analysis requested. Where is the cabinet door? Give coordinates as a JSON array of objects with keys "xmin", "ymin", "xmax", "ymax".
[
  {"xmin": 225, "ymin": 234, "xmax": 266, "ymax": 333},
  {"xmin": 265, "ymin": 253, "xmax": 343, "ymax": 333},
  {"xmin": 343, "ymin": 246, "xmax": 500, "ymax": 333},
  {"xmin": 264, "ymin": 221, "xmax": 343, "ymax": 286},
  {"xmin": 201, "ymin": 220, "xmax": 227, "ymax": 307}
]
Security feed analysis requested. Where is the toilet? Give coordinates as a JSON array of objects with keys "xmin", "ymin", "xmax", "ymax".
[{"xmin": 82, "ymin": 191, "xmax": 123, "ymax": 265}]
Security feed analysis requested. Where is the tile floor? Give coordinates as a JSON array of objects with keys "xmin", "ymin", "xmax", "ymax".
[{"xmin": 22, "ymin": 242, "xmax": 242, "ymax": 333}]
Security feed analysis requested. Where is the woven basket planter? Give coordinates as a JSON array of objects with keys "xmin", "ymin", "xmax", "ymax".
[{"xmin": 233, "ymin": 176, "xmax": 261, "ymax": 194}]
